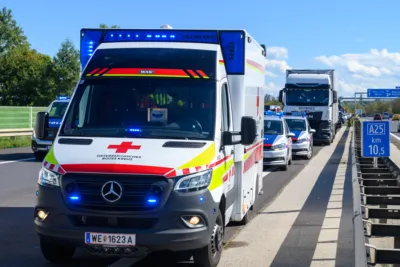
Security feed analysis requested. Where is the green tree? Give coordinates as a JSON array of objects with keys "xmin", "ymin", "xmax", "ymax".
[
  {"xmin": 0, "ymin": 7, "xmax": 29, "ymax": 55},
  {"xmin": 52, "ymin": 39, "xmax": 80, "ymax": 96},
  {"xmin": 364, "ymin": 102, "xmax": 376, "ymax": 115},
  {"xmin": 99, "ymin": 24, "xmax": 120, "ymax": 29},
  {"xmin": 0, "ymin": 46, "xmax": 54, "ymax": 106},
  {"xmin": 375, "ymin": 101, "xmax": 391, "ymax": 114},
  {"xmin": 392, "ymin": 99, "xmax": 400, "ymax": 114}
]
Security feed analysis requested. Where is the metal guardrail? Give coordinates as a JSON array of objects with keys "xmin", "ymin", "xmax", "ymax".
[
  {"xmin": 0, "ymin": 128, "xmax": 33, "ymax": 137},
  {"xmin": 353, "ymin": 117, "xmax": 400, "ymax": 266}
]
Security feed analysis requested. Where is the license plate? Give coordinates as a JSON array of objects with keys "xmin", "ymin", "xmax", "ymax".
[{"xmin": 85, "ymin": 232, "xmax": 136, "ymax": 246}]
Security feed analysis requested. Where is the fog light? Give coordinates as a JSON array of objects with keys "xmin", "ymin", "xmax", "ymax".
[
  {"xmin": 37, "ymin": 210, "xmax": 48, "ymax": 221},
  {"xmin": 189, "ymin": 216, "xmax": 200, "ymax": 225},
  {"xmin": 181, "ymin": 215, "xmax": 205, "ymax": 228}
]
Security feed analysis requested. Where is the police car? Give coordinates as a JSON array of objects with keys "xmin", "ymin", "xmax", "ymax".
[
  {"xmin": 283, "ymin": 112, "xmax": 316, "ymax": 160},
  {"xmin": 263, "ymin": 111, "xmax": 294, "ymax": 170},
  {"xmin": 31, "ymin": 96, "xmax": 70, "ymax": 161}
]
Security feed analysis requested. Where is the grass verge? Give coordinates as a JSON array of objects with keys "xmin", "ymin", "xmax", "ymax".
[{"xmin": 0, "ymin": 136, "xmax": 31, "ymax": 149}]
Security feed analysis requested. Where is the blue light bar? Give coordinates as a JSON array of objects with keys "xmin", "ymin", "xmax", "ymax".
[
  {"xmin": 103, "ymin": 30, "xmax": 218, "ymax": 44},
  {"xmin": 57, "ymin": 96, "xmax": 70, "ymax": 100},
  {"xmin": 127, "ymin": 128, "xmax": 142, "ymax": 133},
  {"xmin": 146, "ymin": 197, "xmax": 158, "ymax": 205},
  {"xmin": 80, "ymin": 29, "xmax": 103, "ymax": 70},
  {"xmin": 219, "ymin": 31, "xmax": 245, "ymax": 74},
  {"xmin": 69, "ymin": 195, "xmax": 80, "ymax": 201}
]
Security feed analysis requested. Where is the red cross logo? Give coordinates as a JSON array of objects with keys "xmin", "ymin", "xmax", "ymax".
[{"xmin": 107, "ymin": 141, "xmax": 141, "ymax": 153}]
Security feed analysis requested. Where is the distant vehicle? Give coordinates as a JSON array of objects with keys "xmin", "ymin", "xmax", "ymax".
[
  {"xmin": 383, "ymin": 112, "xmax": 390, "ymax": 119},
  {"xmin": 373, "ymin": 113, "xmax": 383, "ymax": 121},
  {"xmin": 284, "ymin": 112, "xmax": 316, "ymax": 159},
  {"xmin": 338, "ymin": 111, "xmax": 345, "ymax": 127},
  {"xmin": 31, "ymin": 96, "xmax": 70, "ymax": 161},
  {"xmin": 279, "ymin": 69, "xmax": 339, "ymax": 146},
  {"xmin": 392, "ymin": 114, "xmax": 400, "ymax": 121},
  {"xmin": 263, "ymin": 111, "xmax": 294, "ymax": 170}
]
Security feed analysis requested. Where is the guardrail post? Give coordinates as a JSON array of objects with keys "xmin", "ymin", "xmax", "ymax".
[
  {"xmin": 395, "ymin": 238, "xmax": 400, "ymax": 267},
  {"xmin": 29, "ymin": 107, "xmax": 33, "ymax": 128}
]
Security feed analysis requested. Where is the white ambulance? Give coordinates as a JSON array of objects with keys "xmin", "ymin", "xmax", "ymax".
[{"xmin": 33, "ymin": 26, "xmax": 266, "ymax": 267}]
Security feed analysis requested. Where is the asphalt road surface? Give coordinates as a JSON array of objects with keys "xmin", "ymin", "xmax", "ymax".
[{"xmin": 0, "ymin": 145, "xmax": 324, "ymax": 267}]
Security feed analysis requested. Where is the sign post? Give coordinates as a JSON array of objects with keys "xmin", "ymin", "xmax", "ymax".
[{"xmin": 361, "ymin": 121, "xmax": 390, "ymax": 168}]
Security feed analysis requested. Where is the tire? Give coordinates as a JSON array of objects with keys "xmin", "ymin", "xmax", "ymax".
[
  {"xmin": 193, "ymin": 209, "xmax": 224, "ymax": 267},
  {"xmin": 281, "ymin": 157, "xmax": 288, "ymax": 171},
  {"xmin": 34, "ymin": 152, "xmax": 46, "ymax": 161},
  {"xmin": 40, "ymin": 237, "xmax": 75, "ymax": 263},
  {"xmin": 288, "ymin": 154, "xmax": 292, "ymax": 165},
  {"xmin": 305, "ymin": 144, "xmax": 313, "ymax": 160}
]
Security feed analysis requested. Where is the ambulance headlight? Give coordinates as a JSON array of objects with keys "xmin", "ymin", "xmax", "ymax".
[
  {"xmin": 296, "ymin": 138, "xmax": 308, "ymax": 143},
  {"xmin": 38, "ymin": 167, "xmax": 60, "ymax": 187},
  {"xmin": 271, "ymin": 143, "xmax": 286, "ymax": 150},
  {"xmin": 174, "ymin": 169, "xmax": 212, "ymax": 192}
]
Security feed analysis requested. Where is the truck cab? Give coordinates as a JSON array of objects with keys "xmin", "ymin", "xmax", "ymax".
[
  {"xmin": 33, "ymin": 26, "xmax": 266, "ymax": 267},
  {"xmin": 279, "ymin": 69, "xmax": 338, "ymax": 145}
]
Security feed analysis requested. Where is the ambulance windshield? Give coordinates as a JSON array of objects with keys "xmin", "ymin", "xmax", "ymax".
[{"xmin": 60, "ymin": 78, "xmax": 216, "ymax": 140}]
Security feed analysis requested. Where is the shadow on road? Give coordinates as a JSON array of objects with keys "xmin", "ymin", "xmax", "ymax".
[{"xmin": 0, "ymin": 147, "xmax": 34, "ymax": 162}]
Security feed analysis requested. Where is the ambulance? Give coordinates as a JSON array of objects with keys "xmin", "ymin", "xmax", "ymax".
[{"xmin": 33, "ymin": 26, "xmax": 266, "ymax": 267}]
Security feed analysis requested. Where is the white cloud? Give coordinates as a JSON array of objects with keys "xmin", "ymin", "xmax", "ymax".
[
  {"xmin": 267, "ymin": 47, "xmax": 288, "ymax": 59},
  {"xmin": 264, "ymin": 46, "xmax": 291, "ymax": 96},
  {"xmin": 315, "ymin": 49, "xmax": 400, "ymax": 96}
]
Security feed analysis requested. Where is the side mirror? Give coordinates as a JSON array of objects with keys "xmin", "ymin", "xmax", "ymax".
[
  {"xmin": 241, "ymin": 116, "xmax": 257, "ymax": 145},
  {"xmin": 333, "ymin": 91, "xmax": 338, "ymax": 103},
  {"xmin": 35, "ymin": 111, "xmax": 49, "ymax": 139},
  {"xmin": 222, "ymin": 131, "xmax": 234, "ymax": 146},
  {"xmin": 287, "ymin": 132, "xmax": 295, "ymax": 138},
  {"xmin": 310, "ymin": 129, "xmax": 316, "ymax": 134},
  {"xmin": 278, "ymin": 89, "xmax": 283, "ymax": 103}
]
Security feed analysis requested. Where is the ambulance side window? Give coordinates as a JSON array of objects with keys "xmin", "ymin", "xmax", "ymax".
[{"xmin": 221, "ymin": 83, "xmax": 231, "ymax": 132}]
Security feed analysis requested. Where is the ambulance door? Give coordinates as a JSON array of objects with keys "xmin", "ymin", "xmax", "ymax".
[{"xmin": 220, "ymin": 80, "xmax": 235, "ymax": 223}]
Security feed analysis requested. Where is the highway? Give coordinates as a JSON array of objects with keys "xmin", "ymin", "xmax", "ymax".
[{"xmin": 0, "ymin": 143, "xmax": 327, "ymax": 267}]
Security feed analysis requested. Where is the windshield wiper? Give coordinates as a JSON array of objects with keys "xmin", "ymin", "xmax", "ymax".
[{"xmin": 147, "ymin": 135, "xmax": 189, "ymax": 140}]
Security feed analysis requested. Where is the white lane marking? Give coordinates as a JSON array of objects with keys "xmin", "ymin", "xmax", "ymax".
[
  {"xmin": 0, "ymin": 157, "xmax": 35, "ymax": 165},
  {"xmin": 391, "ymin": 133, "xmax": 400, "ymax": 142},
  {"xmin": 309, "ymin": 130, "xmax": 351, "ymax": 267},
  {"xmin": 108, "ymin": 258, "xmax": 143, "ymax": 267}
]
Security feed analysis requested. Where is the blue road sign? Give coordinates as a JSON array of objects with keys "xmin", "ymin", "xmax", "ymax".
[
  {"xmin": 361, "ymin": 121, "xmax": 390, "ymax": 158},
  {"xmin": 367, "ymin": 89, "xmax": 400, "ymax": 98}
]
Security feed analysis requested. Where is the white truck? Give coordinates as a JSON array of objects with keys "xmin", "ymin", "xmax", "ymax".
[
  {"xmin": 279, "ymin": 69, "xmax": 339, "ymax": 145},
  {"xmin": 33, "ymin": 26, "xmax": 266, "ymax": 267}
]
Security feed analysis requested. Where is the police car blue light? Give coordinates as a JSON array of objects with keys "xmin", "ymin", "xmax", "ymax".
[
  {"xmin": 283, "ymin": 113, "xmax": 316, "ymax": 160},
  {"xmin": 263, "ymin": 112, "xmax": 294, "ymax": 170}
]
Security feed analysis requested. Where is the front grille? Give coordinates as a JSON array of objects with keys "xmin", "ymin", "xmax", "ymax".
[
  {"xmin": 69, "ymin": 215, "xmax": 157, "ymax": 229},
  {"xmin": 293, "ymin": 148, "xmax": 308, "ymax": 152},
  {"xmin": 263, "ymin": 146, "xmax": 273, "ymax": 151},
  {"xmin": 263, "ymin": 157, "xmax": 284, "ymax": 162},
  {"xmin": 61, "ymin": 174, "xmax": 171, "ymax": 212},
  {"xmin": 309, "ymin": 121, "xmax": 320, "ymax": 131}
]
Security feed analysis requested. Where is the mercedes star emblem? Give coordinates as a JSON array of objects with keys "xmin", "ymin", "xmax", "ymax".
[{"xmin": 101, "ymin": 181, "xmax": 123, "ymax": 203}]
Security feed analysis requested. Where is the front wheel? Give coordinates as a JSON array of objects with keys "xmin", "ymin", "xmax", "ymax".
[
  {"xmin": 40, "ymin": 237, "xmax": 76, "ymax": 263},
  {"xmin": 305, "ymin": 144, "xmax": 313, "ymax": 159},
  {"xmin": 193, "ymin": 209, "xmax": 224, "ymax": 267}
]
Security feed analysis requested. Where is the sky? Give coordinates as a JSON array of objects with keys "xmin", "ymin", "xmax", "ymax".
[{"xmin": 3, "ymin": 0, "xmax": 400, "ymax": 97}]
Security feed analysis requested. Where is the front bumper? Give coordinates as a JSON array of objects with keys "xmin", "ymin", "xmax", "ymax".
[
  {"xmin": 292, "ymin": 141, "xmax": 310, "ymax": 155},
  {"xmin": 31, "ymin": 137, "xmax": 52, "ymax": 153},
  {"xmin": 263, "ymin": 149, "xmax": 287, "ymax": 166},
  {"xmin": 34, "ymin": 182, "xmax": 217, "ymax": 253}
]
